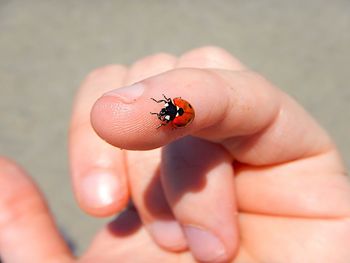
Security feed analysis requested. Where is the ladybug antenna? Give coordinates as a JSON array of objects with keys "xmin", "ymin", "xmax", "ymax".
[
  {"xmin": 162, "ymin": 94, "xmax": 170, "ymax": 101},
  {"xmin": 151, "ymin": 97, "xmax": 168, "ymax": 104}
]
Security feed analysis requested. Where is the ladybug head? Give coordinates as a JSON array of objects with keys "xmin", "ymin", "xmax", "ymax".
[
  {"xmin": 158, "ymin": 101, "xmax": 177, "ymax": 122},
  {"xmin": 159, "ymin": 107, "xmax": 167, "ymax": 116}
]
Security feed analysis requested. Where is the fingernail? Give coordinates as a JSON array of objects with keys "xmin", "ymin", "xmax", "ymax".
[
  {"xmin": 80, "ymin": 170, "xmax": 119, "ymax": 209},
  {"xmin": 149, "ymin": 220, "xmax": 187, "ymax": 250},
  {"xmin": 184, "ymin": 226, "xmax": 227, "ymax": 262},
  {"xmin": 103, "ymin": 83, "xmax": 144, "ymax": 102}
]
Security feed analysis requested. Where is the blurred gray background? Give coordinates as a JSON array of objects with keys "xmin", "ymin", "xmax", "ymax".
[{"xmin": 1, "ymin": 0, "xmax": 349, "ymax": 255}]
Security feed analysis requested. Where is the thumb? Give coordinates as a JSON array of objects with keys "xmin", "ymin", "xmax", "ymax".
[{"xmin": 91, "ymin": 68, "xmax": 331, "ymax": 164}]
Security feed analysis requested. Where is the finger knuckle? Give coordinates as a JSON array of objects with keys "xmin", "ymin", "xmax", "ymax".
[
  {"xmin": 184, "ymin": 46, "xmax": 231, "ymax": 60},
  {"xmin": 85, "ymin": 64, "xmax": 127, "ymax": 82},
  {"xmin": 131, "ymin": 53, "xmax": 176, "ymax": 69}
]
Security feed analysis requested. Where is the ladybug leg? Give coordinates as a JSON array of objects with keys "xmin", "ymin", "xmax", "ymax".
[
  {"xmin": 156, "ymin": 122, "xmax": 167, "ymax": 129},
  {"xmin": 150, "ymin": 112, "xmax": 166, "ymax": 122},
  {"xmin": 150, "ymin": 112, "xmax": 163, "ymax": 120},
  {"xmin": 156, "ymin": 119, "xmax": 171, "ymax": 129}
]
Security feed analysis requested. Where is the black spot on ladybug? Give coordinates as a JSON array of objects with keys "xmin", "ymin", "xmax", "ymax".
[{"xmin": 178, "ymin": 108, "xmax": 184, "ymax": 116}]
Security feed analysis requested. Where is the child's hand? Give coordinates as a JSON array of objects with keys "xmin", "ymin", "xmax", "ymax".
[{"xmin": 67, "ymin": 46, "xmax": 350, "ymax": 262}]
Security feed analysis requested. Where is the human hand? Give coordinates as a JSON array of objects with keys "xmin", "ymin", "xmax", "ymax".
[
  {"xmin": 0, "ymin": 157, "xmax": 192, "ymax": 263},
  {"xmin": 68, "ymin": 46, "xmax": 350, "ymax": 262}
]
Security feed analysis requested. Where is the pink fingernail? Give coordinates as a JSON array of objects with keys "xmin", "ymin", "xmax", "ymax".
[
  {"xmin": 149, "ymin": 220, "xmax": 187, "ymax": 250},
  {"xmin": 184, "ymin": 226, "xmax": 227, "ymax": 262},
  {"xmin": 103, "ymin": 83, "xmax": 144, "ymax": 102},
  {"xmin": 80, "ymin": 170, "xmax": 119, "ymax": 208}
]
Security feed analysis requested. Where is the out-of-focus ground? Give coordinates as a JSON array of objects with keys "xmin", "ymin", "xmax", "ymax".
[{"xmin": 0, "ymin": 0, "xmax": 349, "ymax": 254}]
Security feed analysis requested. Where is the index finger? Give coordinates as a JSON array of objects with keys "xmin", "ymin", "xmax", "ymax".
[{"xmin": 91, "ymin": 68, "xmax": 332, "ymax": 165}]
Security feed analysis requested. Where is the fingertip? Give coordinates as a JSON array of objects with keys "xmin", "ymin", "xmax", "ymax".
[
  {"xmin": 183, "ymin": 226, "xmax": 233, "ymax": 263},
  {"xmin": 148, "ymin": 220, "xmax": 188, "ymax": 251},
  {"xmin": 90, "ymin": 68, "xmax": 223, "ymax": 150},
  {"xmin": 75, "ymin": 168, "xmax": 129, "ymax": 217},
  {"xmin": 0, "ymin": 156, "xmax": 26, "ymax": 177},
  {"xmin": 125, "ymin": 149, "xmax": 188, "ymax": 252},
  {"xmin": 0, "ymin": 157, "xmax": 43, "ymax": 219},
  {"xmin": 91, "ymin": 94, "xmax": 157, "ymax": 150},
  {"xmin": 161, "ymin": 138, "xmax": 239, "ymax": 262},
  {"xmin": 0, "ymin": 157, "xmax": 41, "ymax": 222},
  {"xmin": 91, "ymin": 92, "xmax": 181, "ymax": 150},
  {"xmin": 0, "ymin": 157, "xmax": 72, "ymax": 262},
  {"xmin": 70, "ymin": 63, "xmax": 130, "ymax": 217}
]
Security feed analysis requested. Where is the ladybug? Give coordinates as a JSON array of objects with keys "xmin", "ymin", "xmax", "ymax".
[{"xmin": 150, "ymin": 94, "xmax": 195, "ymax": 129}]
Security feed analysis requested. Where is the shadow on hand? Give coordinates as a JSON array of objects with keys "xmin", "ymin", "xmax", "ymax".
[
  {"xmin": 107, "ymin": 207, "xmax": 142, "ymax": 237},
  {"xmin": 144, "ymin": 136, "xmax": 227, "ymax": 212}
]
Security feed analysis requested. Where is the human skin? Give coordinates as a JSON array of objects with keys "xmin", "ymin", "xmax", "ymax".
[{"xmin": 0, "ymin": 47, "xmax": 349, "ymax": 262}]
